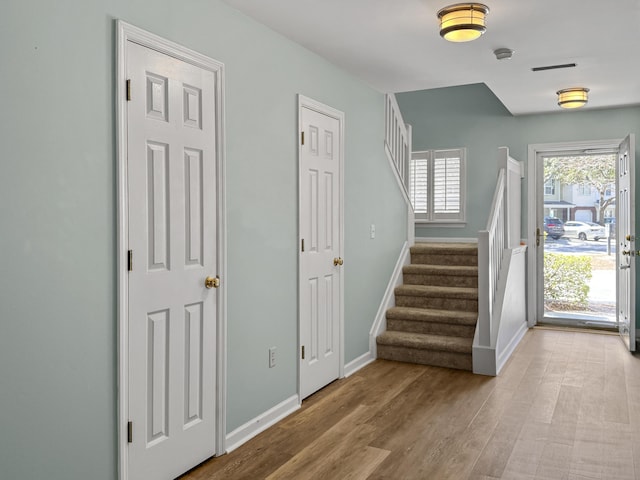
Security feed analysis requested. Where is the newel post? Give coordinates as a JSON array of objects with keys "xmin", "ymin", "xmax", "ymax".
[{"xmin": 477, "ymin": 231, "xmax": 491, "ymax": 346}]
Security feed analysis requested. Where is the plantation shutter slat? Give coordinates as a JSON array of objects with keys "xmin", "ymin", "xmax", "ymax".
[
  {"xmin": 433, "ymin": 154, "xmax": 461, "ymax": 214},
  {"xmin": 410, "ymin": 154, "xmax": 428, "ymax": 216}
]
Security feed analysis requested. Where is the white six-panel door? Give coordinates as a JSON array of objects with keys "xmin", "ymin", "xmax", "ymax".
[
  {"xmin": 299, "ymin": 98, "xmax": 344, "ymax": 400},
  {"xmin": 617, "ymin": 134, "xmax": 635, "ymax": 351},
  {"xmin": 126, "ymin": 40, "xmax": 218, "ymax": 479}
]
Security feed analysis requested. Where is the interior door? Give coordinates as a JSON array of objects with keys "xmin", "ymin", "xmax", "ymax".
[
  {"xmin": 127, "ymin": 41, "xmax": 218, "ymax": 479},
  {"xmin": 299, "ymin": 100, "xmax": 343, "ymax": 400},
  {"xmin": 617, "ymin": 134, "xmax": 635, "ymax": 351}
]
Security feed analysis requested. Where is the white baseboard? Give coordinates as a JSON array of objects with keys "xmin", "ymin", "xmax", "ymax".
[
  {"xmin": 415, "ymin": 237, "xmax": 478, "ymax": 243},
  {"xmin": 344, "ymin": 351, "xmax": 375, "ymax": 377},
  {"xmin": 369, "ymin": 242, "xmax": 411, "ymax": 357},
  {"xmin": 496, "ymin": 322, "xmax": 529, "ymax": 375},
  {"xmin": 225, "ymin": 394, "xmax": 300, "ymax": 453}
]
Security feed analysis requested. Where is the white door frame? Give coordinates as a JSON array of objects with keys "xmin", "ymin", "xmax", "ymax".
[
  {"xmin": 297, "ymin": 95, "xmax": 345, "ymax": 398},
  {"xmin": 116, "ymin": 20, "xmax": 227, "ymax": 479},
  {"xmin": 527, "ymin": 138, "xmax": 621, "ymax": 328}
]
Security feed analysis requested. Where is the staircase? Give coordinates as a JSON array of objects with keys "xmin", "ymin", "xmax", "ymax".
[{"xmin": 376, "ymin": 243, "xmax": 478, "ymax": 371}]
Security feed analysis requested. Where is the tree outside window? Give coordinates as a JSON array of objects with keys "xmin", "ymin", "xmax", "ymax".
[{"xmin": 545, "ymin": 154, "xmax": 616, "ymax": 222}]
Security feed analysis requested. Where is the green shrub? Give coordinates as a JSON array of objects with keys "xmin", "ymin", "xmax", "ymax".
[{"xmin": 544, "ymin": 253, "xmax": 592, "ymax": 308}]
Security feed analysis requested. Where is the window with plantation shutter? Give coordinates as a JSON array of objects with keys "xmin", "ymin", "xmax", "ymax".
[
  {"xmin": 409, "ymin": 151, "xmax": 428, "ymax": 215},
  {"xmin": 409, "ymin": 148, "xmax": 466, "ymax": 223}
]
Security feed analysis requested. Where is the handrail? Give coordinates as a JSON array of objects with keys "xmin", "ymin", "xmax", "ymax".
[{"xmin": 478, "ymin": 168, "xmax": 506, "ymax": 346}]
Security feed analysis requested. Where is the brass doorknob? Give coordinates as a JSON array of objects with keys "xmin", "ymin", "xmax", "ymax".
[
  {"xmin": 333, "ymin": 257, "xmax": 344, "ymax": 266},
  {"xmin": 622, "ymin": 251, "xmax": 636, "ymax": 256},
  {"xmin": 205, "ymin": 276, "xmax": 220, "ymax": 289},
  {"xmin": 626, "ymin": 234, "xmax": 635, "ymax": 241}
]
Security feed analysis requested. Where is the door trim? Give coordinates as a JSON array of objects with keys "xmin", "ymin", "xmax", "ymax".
[
  {"xmin": 526, "ymin": 139, "xmax": 621, "ymax": 328},
  {"xmin": 297, "ymin": 95, "xmax": 345, "ymax": 397},
  {"xmin": 116, "ymin": 20, "xmax": 227, "ymax": 479}
]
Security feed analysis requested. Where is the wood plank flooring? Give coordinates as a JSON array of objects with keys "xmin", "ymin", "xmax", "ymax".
[{"xmin": 181, "ymin": 328, "xmax": 640, "ymax": 480}]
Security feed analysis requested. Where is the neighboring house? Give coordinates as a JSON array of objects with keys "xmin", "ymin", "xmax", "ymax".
[
  {"xmin": 1, "ymin": 2, "xmax": 640, "ymax": 480},
  {"xmin": 567, "ymin": 182, "xmax": 616, "ymax": 223},
  {"xmin": 543, "ymin": 178, "xmax": 573, "ymax": 222},
  {"xmin": 543, "ymin": 180, "xmax": 616, "ymax": 223}
]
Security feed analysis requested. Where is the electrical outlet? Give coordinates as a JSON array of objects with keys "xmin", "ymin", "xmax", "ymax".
[
  {"xmin": 269, "ymin": 347, "xmax": 276, "ymax": 368},
  {"xmin": 370, "ymin": 224, "xmax": 376, "ymax": 239}
]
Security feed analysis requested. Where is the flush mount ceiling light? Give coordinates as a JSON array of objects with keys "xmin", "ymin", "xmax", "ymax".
[
  {"xmin": 557, "ymin": 87, "xmax": 590, "ymax": 109},
  {"xmin": 437, "ymin": 3, "xmax": 489, "ymax": 42}
]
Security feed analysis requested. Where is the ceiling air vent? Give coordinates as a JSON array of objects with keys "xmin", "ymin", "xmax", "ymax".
[{"xmin": 531, "ymin": 63, "xmax": 577, "ymax": 72}]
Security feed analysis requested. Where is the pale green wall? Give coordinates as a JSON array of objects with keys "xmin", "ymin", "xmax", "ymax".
[
  {"xmin": 0, "ymin": 1, "xmax": 407, "ymax": 479},
  {"xmin": 397, "ymin": 84, "xmax": 640, "ymax": 238},
  {"xmin": 396, "ymin": 82, "xmax": 640, "ymax": 323}
]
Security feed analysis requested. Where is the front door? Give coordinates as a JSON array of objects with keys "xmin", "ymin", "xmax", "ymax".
[
  {"xmin": 617, "ymin": 134, "xmax": 636, "ymax": 351},
  {"xmin": 298, "ymin": 97, "xmax": 343, "ymax": 400},
  {"xmin": 126, "ymin": 40, "xmax": 219, "ymax": 479}
]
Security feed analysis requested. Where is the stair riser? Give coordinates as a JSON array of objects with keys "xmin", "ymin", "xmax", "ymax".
[
  {"xmin": 386, "ymin": 319, "xmax": 475, "ymax": 337},
  {"xmin": 395, "ymin": 296, "xmax": 478, "ymax": 312},
  {"xmin": 403, "ymin": 273, "xmax": 478, "ymax": 288},
  {"xmin": 411, "ymin": 253, "xmax": 478, "ymax": 266},
  {"xmin": 377, "ymin": 344, "xmax": 472, "ymax": 371}
]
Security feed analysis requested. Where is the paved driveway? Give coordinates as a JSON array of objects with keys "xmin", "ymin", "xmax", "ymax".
[{"xmin": 543, "ymin": 236, "xmax": 616, "ymax": 255}]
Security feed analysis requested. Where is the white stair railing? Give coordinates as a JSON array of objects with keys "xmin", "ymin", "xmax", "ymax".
[
  {"xmin": 384, "ymin": 94, "xmax": 414, "ymax": 244},
  {"xmin": 385, "ymin": 94, "xmax": 410, "ymax": 192},
  {"xmin": 475, "ymin": 147, "xmax": 526, "ymax": 376},
  {"xmin": 477, "ymin": 169, "xmax": 506, "ymax": 347}
]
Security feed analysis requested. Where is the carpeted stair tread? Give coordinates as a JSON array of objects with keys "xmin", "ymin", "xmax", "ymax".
[
  {"xmin": 403, "ymin": 264, "xmax": 478, "ymax": 276},
  {"xmin": 395, "ymin": 284, "xmax": 478, "ymax": 299},
  {"xmin": 410, "ymin": 243, "xmax": 478, "ymax": 255},
  {"xmin": 377, "ymin": 242, "xmax": 478, "ymax": 372},
  {"xmin": 377, "ymin": 331, "xmax": 472, "ymax": 354},
  {"xmin": 386, "ymin": 306, "xmax": 477, "ymax": 326}
]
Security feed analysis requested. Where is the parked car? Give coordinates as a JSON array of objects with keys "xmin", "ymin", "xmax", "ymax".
[
  {"xmin": 563, "ymin": 221, "xmax": 606, "ymax": 241},
  {"xmin": 543, "ymin": 216, "xmax": 565, "ymax": 239}
]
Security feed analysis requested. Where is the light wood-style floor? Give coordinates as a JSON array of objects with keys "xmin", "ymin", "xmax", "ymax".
[{"xmin": 182, "ymin": 328, "xmax": 640, "ymax": 480}]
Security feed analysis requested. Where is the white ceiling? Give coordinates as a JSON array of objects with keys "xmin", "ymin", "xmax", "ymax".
[{"xmin": 222, "ymin": 0, "xmax": 640, "ymax": 115}]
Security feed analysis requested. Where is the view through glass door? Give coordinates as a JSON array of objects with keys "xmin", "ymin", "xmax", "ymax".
[{"xmin": 539, "ymin": 150, "xmax": 617, "ymax": 329}]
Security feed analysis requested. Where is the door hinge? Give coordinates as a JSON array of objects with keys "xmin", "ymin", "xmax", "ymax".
[
  {"xmin": 126, "ymin": 79, "xmax": 131, "ymax": 101},
  {"xmin": 301, "ymin": 239, "xmax": 305, "ymax": 252},
  {"xmin": 301, "ymin": 131, "xmax": 304, "ymax": 145},
  {"xmin": 127, "ymin": 250, "xmax": 133, "ymax": 271},
  {"xmin": 301, "ymin": 345, "xmax": 305, "ymax": 360},
  {"xmin": 127, "ymin": 421, "xmax": 133, "ymax": 443}
]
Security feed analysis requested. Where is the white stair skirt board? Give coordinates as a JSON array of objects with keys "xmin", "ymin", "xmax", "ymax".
[
  {"xmin": 415, "ymin": 237, "xmax": 478, "ymax": 243},
  {"xmin": 496, "ymin": 321, "xmax": 528, "ymax": 374},
  {"xmin": 473, "ymin": 248, "xmax": 528, "ymax": 376},
  {"xmin": 225, "ymin": 395, "xmax": 300, "ymax": 453},
  {"xmin": 344, "ymin": 351, "xmax": 375, "ymax": 378},
  {"xmin": 474, "ymin": 321, "xmax": 529, "ymax": 376},
  {"xmin": 370, "ymin": 242, "xmax": 411, "ymax": 358}
]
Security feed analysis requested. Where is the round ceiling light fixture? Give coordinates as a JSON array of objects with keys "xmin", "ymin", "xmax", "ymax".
[
  {"xmin": 437, "ymin": 3, "xmax": 489, "ymax": 42},
  {"xmin": 557, "ymin": 87, "xmax": 589, "ymax": 109}
]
